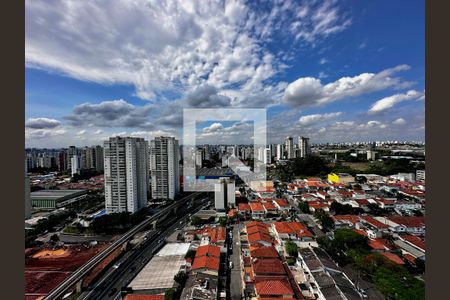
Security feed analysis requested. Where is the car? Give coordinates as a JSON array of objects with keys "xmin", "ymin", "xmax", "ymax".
[
  {"xmin": 229, "ymin": 262, "xmax": 234, "ymax": 269},
  {"xmin": 113, "ymin": 263, "xmax": 121, "ymax": 269}
]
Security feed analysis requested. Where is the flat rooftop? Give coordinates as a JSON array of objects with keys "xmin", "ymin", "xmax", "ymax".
[
  {"xmin": 30, "ymin": 189, "xmax": 87, "ymax": 200},
  {"xmin": 128, "ymin": 243, "xmax": 190, "ymax": 291}
]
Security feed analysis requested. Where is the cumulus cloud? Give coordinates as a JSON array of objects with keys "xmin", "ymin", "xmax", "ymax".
[
  {"xmin": 393, "ymin": 118, "xmax": 406, "ymax": 125},
  {"xmin": 283, "ymin": 65, "xmax": 412, "ymax": 109},
  {"xmin": 368, "ymin": 90, "xmax": 423, "ymax": 114},
  {"xmin": 26, "ymin": 0, "xmax": 351, "ymax": 101},
  {"xmin": 64, "ymin": 99, "xmax": 155, "ymax": 129},
  {"xmin": 298, "ymin": 112, "xmax": 342, "ymax": 126},
  {"xmin": 25, "ymin": 117, "xmax": 60, "ymax": 129},
  {"xmin": 185, "ymin": 84, "xmax": 231, "ymax": 108}
]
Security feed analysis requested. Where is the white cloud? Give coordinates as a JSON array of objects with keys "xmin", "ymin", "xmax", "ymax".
[
  {"xmin": 368, "ymin": 90, "xmax": 423, "ymax": 114},
  {"xmin": 298, "ymin": 112, "xmax": 342, "ymax": 126},
  {"xmin": 26, "ymin": 0, "xmax": 351, "ymax": 101},
  {"xmin": 393, "ymin": 118, "xmax": 406, "ymax": 125},
  {"xmin": 283, "ymin": 65, "xmax": 412, "ymax": 108},
  {"xmin": 319, "ymin": 58, "xmax": 328, "ymax": 65},
  {"xmin": 25, "ymin": 117, "xmax": 60, "ymax": 129}
]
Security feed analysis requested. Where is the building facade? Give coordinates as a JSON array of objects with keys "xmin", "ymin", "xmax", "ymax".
[
  {"xmin": 104, "ymin": 136, "xmax": 149, "ymax": 213},
  {"xmin": 150, "ymin": 136, "xmax": 180, "ymax": 200}
]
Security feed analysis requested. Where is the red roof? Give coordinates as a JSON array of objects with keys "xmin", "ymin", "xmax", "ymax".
[
  {"xmin": 210, "ymin": 226, "xmax": 226, "ymax": 243},
  {"xmin": 352, "ymin": 229, "xmax": 368, "ymax": 236},
  {"xmin": 381, "ymin": 252, "xmax": 405, "ymax": 265},
  {"xmin": 273, "ymin": 222, "xmax": 312, "ymax": 238},
  {"xmin": 274, "ymin": 198, "xmax": 289, "ymax": 207},
  {"xmin": 195, "ymin": 245, "xmax": 220, "ymax": 258},
  {"xmin": 368, "ymin": 239, "xmax": 389, "ymax": 251},
  {"xmin": 332, "ymin": 215, "xmax": 359, "ymax": 225},
  {"xmin": 239, "ymin": 203, "xmax": 251, "ymax": 212},
  {"xmin": 263, "ymin": 201, "xmax": 277, "ymax": 210},
  {"xmin": 248, "ymin": 232, "xmax": 273, "ymax": 244},
  {"xmin": 246, "ymin": 221, "xmax": 270, "ymax": 228},
  {"xmin": 403, "ymin": 253, "xmax": 417, "ymax": 264},
  {"xmin": 377, "ymin": 198, "xmax": 396, "ymax": 205},
  {"xmin": 228, "ymin": 209, "xmax": 237, "ymax": 218},
  {"xmin": 250, "ymin": 202, "xmax": 265, "ymax": 212},
  {"xmin": 255, "ymin": 277, "xmax": 294, "ymax": 296},
  {"xmin": 354, "ymin": 199, "xmax": 369, "ymax": 206},
  {"xmin": 124, "ymin": 295, "xmax": 164, "ymax": 300},
  {"xmin": 361, "ymin": 216, "xmax": 389, "ymax": 229},
  {"xmin": 192, "ymin": 255, "xmax": 220, "ymax": 271},
  {"xmin": 401, "ymin": 235, "xmax": 426, "ymax": 250},
  {"xmin": 247, "ymin": 225, "xmax": 270, "ymax": 236},
  {"xmin": 388, "ymin": 216, "xmax": 425, "ymax": 228},
  {"xmin": 252, "ymin": 258, "xmax": 286, "ymax": 275},
  {"xmin": 250, "ymin": 246, "xmax": 279, "ymax": 258}
]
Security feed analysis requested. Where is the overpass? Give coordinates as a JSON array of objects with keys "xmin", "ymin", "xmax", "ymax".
[{"xmin": 43, "ymin": 191, "xmax": 208, "ymax": 300}]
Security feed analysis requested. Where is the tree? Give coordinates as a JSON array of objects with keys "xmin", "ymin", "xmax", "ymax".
[
  {"xmin": 314, "ymin": 210, "xmax": 334, "ymax": 231},
  {"xmin": 285, "ymin": 240, "xmax": 298, "ymax": 257},
  {"xmin": 184, "ymin": 250, "xmax": 196, "ymax": 260},
  {"xmin": 50, "ymin": 234, "xmax": 59, "ymax": 243},
  {"xmin": 298, "ymin": 202, "xmax": 310, "ymax": 214},
  {"xmin": 190, "ymin": 216, "xmax": 203, "ymax": 226},
  {"xmin": 164, "ymin": 288, "xmax": 175, "ymax": 300},
  {"xmin": 219, "ymin": 217, "xmax": 228, "ymax": 227},
  {"xmin": 174, "ymin": 271, "xmax": 188, "ymax": 287}
]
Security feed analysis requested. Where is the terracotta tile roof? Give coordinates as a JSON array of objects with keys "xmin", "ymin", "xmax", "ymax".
[
  {"xmin": 246, "ymin": 221, "xmax": 270, "ymax": 228},
  {"xmin": 255, "ymin": 277, "xmax": 294, "ymax": 296},
  {"xmin": 195, "ymin": 245, "xmax": 220, "ymax": 258},
  {"xmin": 191, "ymin": 255, "xmax": 220, "ymax": 271},
  {"xmin": 352, "ymin": 229, "xmax": 368, "ymax": 236},
  {"xmin": 252, "ymin": 258, "xmax": 286, "ymax": 275},
  {"xmin": 381, "ymin": 252, "xmax": 405, "ymax": 265},
  {"xmin": 124, "ymin": 295, "xmax": 164, "ymax": 300},
  {"xmin": 263, "ymin": 201, "xmax": 277, "ymax": 210},
  {"xmin": 274, "ymin": 198, "xmax": 289, "ymax": 207},
  {"xmin": 354, "ymin": 199, "xmax": 370, "ymax": 205},
  {"xmin": 273, "ymin": 222, "xmax": 313, "ymax": 238},
  {"xmin": 332, "ymin": 215, "xmax": 359, "ymax": 225},
  {"xmin": 361, "ymin": 216, "xmax": 389, "ymax": 229},
  {"xmin": 401, "ymin": 234, "xmax": 426, "ymax": 250},
  {"xmin": 308, "ymin": 202, "xmax": 330, "ymax": 209},
  {"xmin": 238, "ymin": 203, "xmax": 251, "ymax": 212},
  {"xmin": 250, "ymin": 246, "xmax": 279, "ymax": 258},
  {"xmin": 248, "ymin": 232, "xmax": 273, "ymax": 244},
  {"xmin": 227, "ymin": 209, "xmax": 237, "ymax": 218},
  {"xmin": 377, "ymin": 198, "xmax": 396, "ymax": 204},
  {"xmin": 210, "ymin": 226, "xmax": 226, "ymax": 243},
  {"xmin": 250, "ymin": 202, "xmax": 265, "ymax": 212},
  {"xmin": 388, "ymin": 216, "xmax": 425, "ymax": 228},
  {"xmin": 247, "ymin": 225, "xmax": 270, "ymax": 235},
  {"xmin": 403, "ymin": 253, "xmax": 417, "ymax": 264},
  {"xmin": 368, "ymin": 239, "xmax": 389, "ymax": 251}
]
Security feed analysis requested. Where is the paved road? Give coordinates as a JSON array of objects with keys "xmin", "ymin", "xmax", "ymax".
[
  {"xmin": 77, "ymin": 198, "xmax": 211, "ymax": 300},
  {"xmin": 229, "ymin": 224, "xmax": 243, "ymax": 300}
]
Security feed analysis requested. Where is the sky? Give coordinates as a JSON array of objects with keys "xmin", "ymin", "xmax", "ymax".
[{"xmin": 25, "ymin": 0, "xmax": 425, "ymax": 148}]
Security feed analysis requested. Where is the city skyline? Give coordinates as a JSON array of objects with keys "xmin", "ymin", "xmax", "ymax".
[{"xmin": 26, "ymin": 0, "xmax": 424, "ymax": 148}]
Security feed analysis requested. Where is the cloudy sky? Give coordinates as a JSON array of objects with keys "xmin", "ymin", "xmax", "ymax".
[{"xmin": 25, "ymin": 0, "xmax": 424, "ymax": 147}]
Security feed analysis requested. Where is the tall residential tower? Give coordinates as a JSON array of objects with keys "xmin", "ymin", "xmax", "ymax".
[
  {"xmin": 104, "ymin": 137, "xmax": 149, "ymax": 213},
  {"xmin": 150, "ymin": 136, "xmax": 180, "ymax": 200}
]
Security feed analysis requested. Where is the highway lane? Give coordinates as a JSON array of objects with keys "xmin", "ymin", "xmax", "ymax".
[
  {"xmin": 78, "ymin": 197, "xmax": 211, "ymax": 300},
  {"xmin": 44, "ymin": 192, "xmax": 205, "ymax": 300}
]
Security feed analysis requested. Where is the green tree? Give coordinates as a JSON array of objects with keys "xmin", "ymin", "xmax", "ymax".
[
  {"xmin": 285, "ymin": 240, "xmax": 298, "ymax": 257},
  {"xmin": 314, "ymin": 210, "xmax": 334, "ymax": 231},
  {"xmin": 174, "ymin": 271, "xmax": 188, "ymax": 287},
  {"xmin": 164, "ymin": 288, "xmax": 175, "ymax": 300},
  {"xmin": 191, "ymin": 216, "xmax": 203, "ymax": 226},
  {"xmin": 298, "ymin": 202, "xmax": 310, "ymax": 214},
  {"xmin": 50, "ymin": 234, "xmax": 59, "ymax": 243},
  {"xmin": 218, "ymin": 217, "xmax": 228, "ymax": 227},
  {"xmin": 184, "ymin": 250, "xmax": 196, "ymax": 260}
]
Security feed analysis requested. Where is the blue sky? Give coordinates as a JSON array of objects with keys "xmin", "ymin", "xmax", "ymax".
[{"xmin": 25, "ymin": 0, "xmax": 424, "ymax": 147}]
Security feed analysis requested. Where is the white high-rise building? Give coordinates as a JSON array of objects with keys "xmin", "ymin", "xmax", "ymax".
[
  {"xmin": 104, "ymin": 137, "xmax": 149, "ymax": 213},
  {"xmin": 25, "ymin": 158, "xmax": 31, "ymax": 219},
  {"xmin": 71, "ymin": 155, "xmax": 81, "ymax": 177},
  {"xmin": 276, "ymin": 144, "xmax": 284, "ymax": 160},
  {"xmin": 195, "ymin": 149, "xmax": 203, "ymax": 168},
  {"xmin": 214, "ymin": 177, "xmax": 235, "ymax": 210},
  {"xmin": 263, "ymin": 148, "xmax": 271, "ymax": 164},
  {"xmin": 298, "ymin": 136, "xmax": 311, "ymax": 158},
  {"xmin": 150, "ymin": 137, "xmax": 180, "ymax": 200},
  {"xmin": 285, "ymin": 137, "xmax": 294, "ymax": 159}
]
